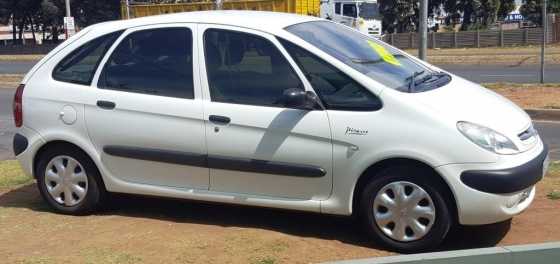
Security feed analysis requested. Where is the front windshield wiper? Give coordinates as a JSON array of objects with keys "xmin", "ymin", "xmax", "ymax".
[
  {"xmin": 406, "ymin": 70, "xmax": 425, "ymax": 93},
  {"xmin": 350, "ymin": 58, "xmax": 382, "ymax": 64},
  {"xmin": 405, "ymin": 71, "xmax": 451, "ymax": 93}
]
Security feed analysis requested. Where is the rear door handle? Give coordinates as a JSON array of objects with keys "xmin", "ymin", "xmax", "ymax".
[
  {"xmin": 96, "ymin": 100, "xmax": 116, "ymax": 110},
  {"xmin": 209, "ymin": 115, "xmax": 231, "ymax": 125}
]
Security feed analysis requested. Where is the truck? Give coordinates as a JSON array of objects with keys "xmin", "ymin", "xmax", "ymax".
[
  {"xmin": 121, "ymin": 0, "xmax": 383, "ymax": 36},
  {"xmin": 319, "ymin": 0, "xmax": 382, "ymax": 36}
]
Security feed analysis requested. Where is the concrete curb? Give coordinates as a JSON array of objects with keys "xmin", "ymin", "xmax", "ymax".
[
  {"xmin": 526, "ymin": 109, "xmax": 560, "ymax": 122},
  {"xmin": 323, "ymin": 242, "xmax": 560, "ymax": 264}
]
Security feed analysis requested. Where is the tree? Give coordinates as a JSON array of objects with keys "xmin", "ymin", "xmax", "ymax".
[
  {"xmin": 0, "ymin": 0, "xmax": 41, "ymax": 44},
  {"xmin": 379, "ymin": 0, "xmax": 416, "ymax": 33},
  {"xmin": 70, "ymin": 0, "xmax": 121, "ymax": 27},
  {"xmin": 498, "ymin": 0, "xmax": 516, "ymax": 20},
  {"xmin": 520, "ymin": 0, "xmax": 560, "ymax": 25},
  {"xmin": 379, "ymin": 0, "xmax": 447, "ymax": 33},
  {"xmin": 0, "ymin": 0, "xmax": 120, "ymax": 44},
  {"xmin": 39, "ymin": 0, "xmax": 62, "ymax": 42}
]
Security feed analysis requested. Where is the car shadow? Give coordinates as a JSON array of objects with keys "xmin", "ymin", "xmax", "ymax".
[{"xmin": 0, "ymin": 183, "xmax": 511, "ymax": 252}]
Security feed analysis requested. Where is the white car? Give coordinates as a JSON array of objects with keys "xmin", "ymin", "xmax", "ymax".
[{"xmin": 13, "ymin": 11, "xmax": 549, "ymax": 252}]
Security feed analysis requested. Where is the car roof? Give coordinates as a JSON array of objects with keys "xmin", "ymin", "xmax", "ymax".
[{"xmin": 94, "ymin": 10, "xmax": 320, "ymax": 34}]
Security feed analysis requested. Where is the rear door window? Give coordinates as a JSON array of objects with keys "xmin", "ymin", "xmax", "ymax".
[
  {"xmin": 203, "ymin": 28, "xmax": 303, "ymax": 107},
  {"xmin": 99, "ymin": 27, "xmax": 194, "ymax": 99},
  {"xmin": 53, "ymin": 31, "xmax": 122, "ymax": 85}
]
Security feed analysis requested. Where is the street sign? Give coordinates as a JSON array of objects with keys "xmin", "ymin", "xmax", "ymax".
[{"xmin": 64, "ymin": 16, "xmax": 76, "ymax": 38}]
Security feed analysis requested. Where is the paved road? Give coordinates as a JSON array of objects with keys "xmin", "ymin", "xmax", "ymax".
[
  {"xmin": 0, "ymin": 61, "xmax": 37, "ymax": 74},
  {"xmin": 2, "ymin": 61, "xmax": 560, "ymax": 83},
  {"xmin": 439, "ymin": 64, "xmax": 560, "ymax": 83},
  {"xmin": 0, "ymin": 88, "xmax": 558, "ymax": 161},
  {"xmin": 0, "ymin": 89, "xmax": 15, "ymax": 160}
]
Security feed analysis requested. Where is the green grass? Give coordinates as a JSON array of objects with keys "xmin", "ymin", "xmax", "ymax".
[
  {"xmin": 481, "ymin": 82, "xmax": 560, "ymax": 90},
  {"xmin": 0, "ymin": 160, "xmax": 33, "ymax": 188},
  {"xmin": 251, "ymin": 256, "xmax": 277, "ymax": 264},
  {"xmin": 548, "ymin": 191, "xmax": 560, "ymax": 200},
  {"xmin": 548, "ymin": 162, "xmax": 560, "ymax": 176},
  {"xmin": 545, "ymin": 162, "xmax": 560, "ymax": 201}
]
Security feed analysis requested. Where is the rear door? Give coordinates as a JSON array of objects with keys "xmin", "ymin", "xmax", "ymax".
[
  {"xmin": 198, "ymin": 25, "xmax": 333, "ymax": 200},
  {"xmin": 85, "ymin": 24, "xmax": 209, "ymax": 189}
]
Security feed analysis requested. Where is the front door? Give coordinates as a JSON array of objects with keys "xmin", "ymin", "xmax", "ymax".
[
  {"xmin": 86, "ymin": 24, "xmax": 209, "ymax": 189},
  {"xmin": 199, "ymin": 25, "xmax": 333, "ymax": 200}
]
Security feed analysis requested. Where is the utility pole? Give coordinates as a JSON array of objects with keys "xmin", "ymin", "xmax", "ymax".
[
  {"xmin": 419, "ymin": 0, "xmax": 428, "ymax": 61},
  {"xmin": 64, "ymin": 0, "xmax": 73, "ymax": 39},
  {"xmin": 65, "ymin": 0, "xmax": 71, "ymax": 17},
  {"xmin": 125, "ymin": 0, "xmax": 131, "ymax": 19},
  {"xmin": 540, "ymin": 0, "xmax": 547, "ymax": 83},
  {"xmin": 216, "ymin": 0, "xmax": 223, "ymax": 10}
]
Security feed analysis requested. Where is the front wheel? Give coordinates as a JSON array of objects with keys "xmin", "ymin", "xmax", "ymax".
[{"xmin": 359, "ymin": 166, "xmax": 452, "ymax": 253}]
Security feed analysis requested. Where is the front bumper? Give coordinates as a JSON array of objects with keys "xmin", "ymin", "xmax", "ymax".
[
  {"xmin": 460, "ymin": 144, "xmax": 549, "ymax": 194},
  {"xmin": 437, "ymin": 141, "xmax": 549, "ymax": 225}
]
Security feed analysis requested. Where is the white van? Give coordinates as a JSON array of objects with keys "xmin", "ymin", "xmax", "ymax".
[
  {"xmin": 13, "ymin": 11, "xmax": 548, "ymax": 252},
  {"xmin": 320, "ymin": 0, "xmax": 383, "ymax": 36}
]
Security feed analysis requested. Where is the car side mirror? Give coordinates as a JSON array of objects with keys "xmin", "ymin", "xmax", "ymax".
[{"xmin": 282, "ymin": 88, "xmax": 323, "ymax": 110}]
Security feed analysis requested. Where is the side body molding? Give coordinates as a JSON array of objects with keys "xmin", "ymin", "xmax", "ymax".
[{"xmin": 103, "ymin": 145, "xmax": 326, "ymax": 178}]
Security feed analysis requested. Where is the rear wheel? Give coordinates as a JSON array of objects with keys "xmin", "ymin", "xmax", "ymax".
[
  {"xmin": 36, "ymin": 145, "xmax": 105, "ymax": 215},
  {"xmin": 359, "ymin": 165, "xmax": 452, "ymax": 253}
]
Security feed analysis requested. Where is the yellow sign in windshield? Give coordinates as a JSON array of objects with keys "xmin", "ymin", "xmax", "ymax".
[{"xmin": 367, "ymin": 40, "xmax": 402, "ymax": 66}]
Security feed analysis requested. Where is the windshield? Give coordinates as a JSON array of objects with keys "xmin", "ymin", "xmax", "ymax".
[
  {"xmin": 359, "ymin": 3, "xmax": 380, "ymax": 20},
  {"xmin": 285, "ymin": 21, "xmax": 451, "ymax": 92}
]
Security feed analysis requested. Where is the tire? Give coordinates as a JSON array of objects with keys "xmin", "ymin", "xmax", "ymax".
[
  {"xmin": 36, "ymin": 145, "xmax": 106, "ymax": 215},
  {"xmin": 359, "ymin": 165, "xmax": 452, "ymax": 253}
]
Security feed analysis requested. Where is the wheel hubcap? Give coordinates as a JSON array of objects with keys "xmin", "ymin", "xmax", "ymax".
[
  {"xmin": 373, "ymin": 181, "xmax": 436, "ymax": 242},
  {"xmin": 44, "ymin": 156, "xmax": 88, "ymax": 206}
]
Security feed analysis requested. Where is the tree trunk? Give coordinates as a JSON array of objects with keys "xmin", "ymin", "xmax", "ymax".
[
  {"xmin": 53, "ymin": 26, "xmax": 59, "ymax": 42},
  {"xmin": 461, "ymin": 6, "xmax": 473, "ymax": 31},
  {"xmin": 29, "ymin": 16, "xmax": 36, "ymax": 43},
  {"xmin": 12, "ymin": 15, "xmax": 17, "ymax": 45},
  {"xmin": 18, "ymin": 21, "xmax": 24, "ymax": 44}
]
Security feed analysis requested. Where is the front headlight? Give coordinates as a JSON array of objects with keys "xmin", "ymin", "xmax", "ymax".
[{"xmin": 457, "ymin": 121, "xmax": 519, "ymax": 155}]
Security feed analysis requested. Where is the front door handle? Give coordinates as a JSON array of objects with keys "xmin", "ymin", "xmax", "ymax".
[
  {"xmin": 96, "ymin": 100, "xmax": 116, "ymax": 110},
  {"xmin": 209, "ymin": 115, "xmax": 231, "ymax": 125}
]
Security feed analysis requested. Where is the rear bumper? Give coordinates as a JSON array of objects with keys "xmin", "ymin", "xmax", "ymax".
[
  {"xmin": 460, "ymin": 144, "xmax": 549, "ymax": 194},
  {"xmin": 13, "ymin": 126, "xmax": 45, "ymax": 178},
  {"xmin": 13, "ymin": 133, "xmax": 29, "ymax": 156},
  {"xmin": 437, "ymin": 140, "xmax": 548, "ymax": 225}
]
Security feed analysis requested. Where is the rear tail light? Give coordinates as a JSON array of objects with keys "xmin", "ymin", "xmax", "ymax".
[{"xmin": 13, "ymin": 84, "xmax": 24, "ymax": 127}]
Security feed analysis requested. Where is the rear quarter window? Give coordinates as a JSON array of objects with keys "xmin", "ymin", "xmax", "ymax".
[{"xmin": 53, "ymin": 31, "xmax": 122, "ymax": 85}]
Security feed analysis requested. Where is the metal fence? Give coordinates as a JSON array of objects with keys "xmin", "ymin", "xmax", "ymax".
[{"xmin": 381, "ymin": 24, "xmax": 560, "ymax": 50}]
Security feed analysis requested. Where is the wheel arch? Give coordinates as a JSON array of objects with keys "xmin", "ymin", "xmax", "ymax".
[
  {"xmin": 32, "ymin": 140, "xmax": 106, "ymax": 191},
  {"xmin": 351, "ymin": 157, "xmax": 458, "ymax": 222}
]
